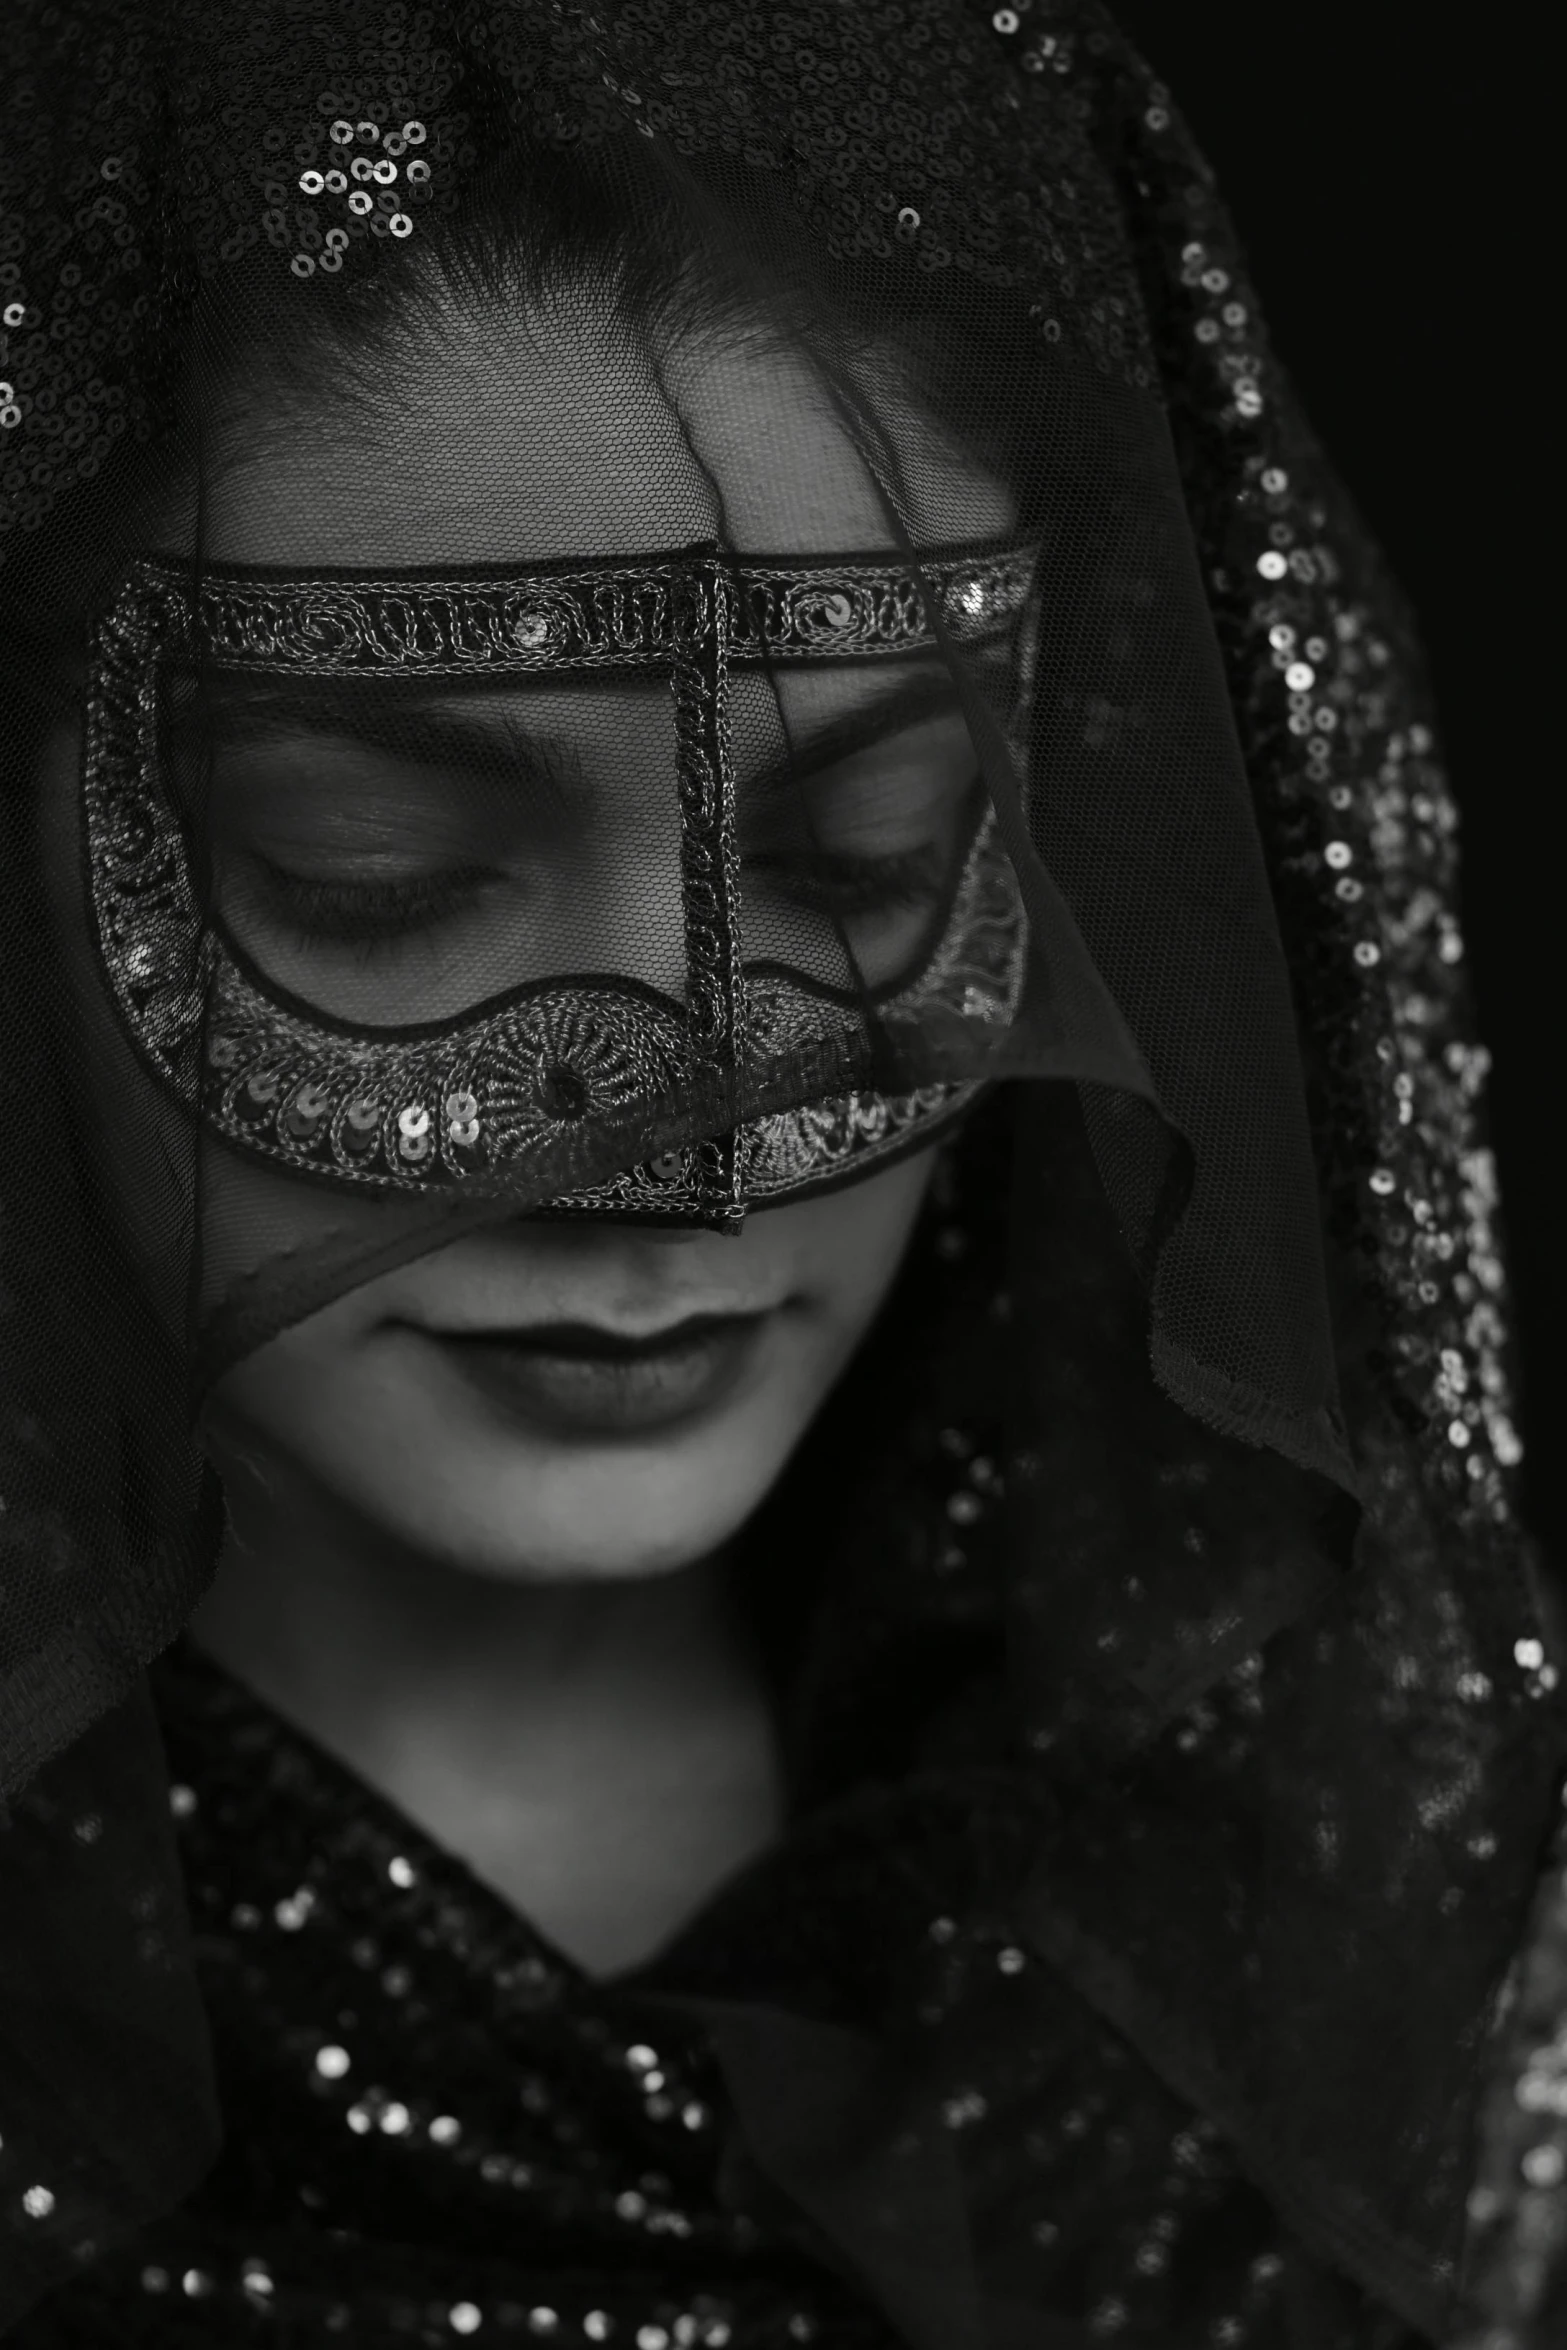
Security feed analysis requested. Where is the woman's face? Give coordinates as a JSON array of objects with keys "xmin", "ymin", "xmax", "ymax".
[
  {"xmin": 47, "ymin": 285, "xmax": 1013, "ymax": 1583},
  {"xmin": 213, "ymin": 1171, "xmax": 935, "ymax": 1580}
]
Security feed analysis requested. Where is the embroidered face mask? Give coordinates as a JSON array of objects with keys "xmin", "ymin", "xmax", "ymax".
[
  {"xmin": 84, "ymin": 541, "xmax": 1037, "ymax": 1228},
  {"xmin": 7, "ymin": 19, "xmax": 1556, "ymax": 2347}
]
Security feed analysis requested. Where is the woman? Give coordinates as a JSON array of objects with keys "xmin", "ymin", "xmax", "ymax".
[{"xmin": 0, "ymin": 2, "xmax": 1560, "ymax": 2344}]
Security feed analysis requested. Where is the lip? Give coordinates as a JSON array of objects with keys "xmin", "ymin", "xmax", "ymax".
[{"xmin": 421, "ymin": 1311, "xmax": 770, "ymax": 1438}]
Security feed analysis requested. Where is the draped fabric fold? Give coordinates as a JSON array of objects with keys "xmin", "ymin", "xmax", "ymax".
[{"xmin": 1, "ymin": 4, "xmax": 1560, "ymax": 2343}]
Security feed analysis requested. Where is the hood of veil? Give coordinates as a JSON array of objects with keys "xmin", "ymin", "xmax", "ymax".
[{"xmin": 0, "ymin": 2, "xmax": 1562, "ymax": 2342}]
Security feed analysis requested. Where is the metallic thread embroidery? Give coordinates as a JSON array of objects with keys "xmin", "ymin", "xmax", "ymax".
[
  {"xmin": 83, "ymin": 546, "xmax": 1035, "ymax": 1216},
  {"xmin": 186, "ymin": 547, "xmax": 1038, "ymax": 672},
  {"xmin": 671, "ymin": 553, "xmax": 748, "ymax": 1228}
]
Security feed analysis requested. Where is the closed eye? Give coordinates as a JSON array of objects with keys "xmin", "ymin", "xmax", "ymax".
[
  {"xmin": 747, "ymin": 840, "xmax": 947, "ymax": 915},
  {"xmin": 235, "ymin": 857, "xmax": 497, "ymax": 959},
  {"xmin": 240, "ymin": 834, "xmax": 945, "ymax": 952}
]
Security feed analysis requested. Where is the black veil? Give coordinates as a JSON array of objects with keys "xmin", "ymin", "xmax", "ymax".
[{"xmin": 1, "ymin": 2, "xmax": 1561, "ymax": 2341}]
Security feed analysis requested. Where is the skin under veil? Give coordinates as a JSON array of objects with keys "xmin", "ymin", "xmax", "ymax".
[
  {"xmin": 5, "ymin": 19, "xmax": 1555, "ymax": 2338},
  {"xmin": 42, "ymin": 286, "xmax": 1014, "ymax": 1975}
]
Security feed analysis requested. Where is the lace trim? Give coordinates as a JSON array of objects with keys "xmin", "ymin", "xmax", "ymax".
[
  {"xmin": 82, "ymin": 548, "xmax": 1032, "ymax": 1217},
  {"xmin": 671, "ymin": 555, "xmax": 748, "ymax": 1227},
  {"xmin": 185, "ymin": 544, "xmax": 1039, "ymax": 672}
]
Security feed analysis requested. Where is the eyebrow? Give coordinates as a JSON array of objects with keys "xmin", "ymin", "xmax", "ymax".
[
  {"xmin": 176, "ymin": 681, "xmax": 585, "ymax": 811},
  {"xmin": 181, "ymin": 661, "xmax": 977, "ymax": 799},
  {"xmin": 755, "ymin": 665, "xmax": 967, "ymax": 792}
]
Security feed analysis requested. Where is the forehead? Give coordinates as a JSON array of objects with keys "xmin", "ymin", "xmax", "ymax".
[{"xmin": 187, "ymin": 292, "xmax": 1015, "ymax": 566}]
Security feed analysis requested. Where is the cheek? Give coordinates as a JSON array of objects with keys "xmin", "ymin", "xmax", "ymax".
[
  {"xmin": 214, "ymin": 1304, "xmax": 842, "ymax": 1579},
  {"xmin": 776, "ymin": 1146, "xmax": 941, "ymax": 1338},
  {"xmin": 208, "ymin": 1151, "xmax": 937, "ymax": 1580}
]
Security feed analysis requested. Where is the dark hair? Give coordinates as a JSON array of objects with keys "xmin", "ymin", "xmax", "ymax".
[
  {"xmin": 2, "ymin": 97, "xmax": 1048, "ymax": 666},
  {"xmin": 205, "ymin": 88, "xmax": 1035, "ymax": 446}
]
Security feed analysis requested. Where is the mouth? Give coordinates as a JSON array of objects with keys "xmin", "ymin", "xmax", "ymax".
[{"xmin": 420, "ymin": 1310, "xmax": 772, "ymax": 1438}]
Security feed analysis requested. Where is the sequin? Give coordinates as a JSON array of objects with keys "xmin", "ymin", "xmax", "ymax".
[
  {"xmin": 84, "ymin": 549, "xmax": 1027, "ymax": 1219},
  {"xmin": 2, "ymin": 12, "xmax": 1560, "ymax": 2345}
]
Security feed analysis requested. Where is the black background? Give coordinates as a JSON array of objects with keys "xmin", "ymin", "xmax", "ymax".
[{"xmin": 1108, "ymin": 6, "xmax": 1557, "ymax": 1568}]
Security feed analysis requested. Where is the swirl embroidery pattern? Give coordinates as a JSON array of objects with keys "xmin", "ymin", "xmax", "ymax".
[{"xmin": 82, "ymin": 547, "xmax": 1033, "ymax": 1219}]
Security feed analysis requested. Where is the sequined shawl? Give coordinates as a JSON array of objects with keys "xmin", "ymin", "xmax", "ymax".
[{"xmin": 1, "ymin": 4, "xmax": 1563, "ymax": 2344}]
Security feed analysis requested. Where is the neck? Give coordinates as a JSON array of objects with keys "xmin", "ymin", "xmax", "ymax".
[
  {"xmin": 189, "ymin": 1420, "xmax": 755, "ymax": 1782},
  {"xmin": 188, "ymin": 1422, "xmax": 787, "ymax": 1978}
]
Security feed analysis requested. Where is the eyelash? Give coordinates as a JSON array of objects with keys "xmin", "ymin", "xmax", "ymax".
[
  {"xmin": 249, "ymin": 863, "xmax": 493, "ymax": 961},
  {"xmin": 750, "ymin": 842, "xmax": 946, "ymax": 916},
  {"xmin": 248, "ymin": 844, "xmax": 946, "ymax": 954}
]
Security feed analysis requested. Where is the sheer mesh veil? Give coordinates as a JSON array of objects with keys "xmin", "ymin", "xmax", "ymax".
[{"xmin": 0, "ymin": 3, "xmax": 1561, "ymax": 2343}]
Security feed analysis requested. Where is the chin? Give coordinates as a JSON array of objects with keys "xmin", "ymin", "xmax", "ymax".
[
  {"xmin": 291, "ymin": 1334, "xmax": 813, "ymax": 1585},
  {"xmin": 366, "ymin": 1423, "xmax": 788, "ymax": 1585}
]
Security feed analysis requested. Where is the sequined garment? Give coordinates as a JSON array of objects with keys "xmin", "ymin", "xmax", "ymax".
[
  {"xmin": 13, "ymin": 1627, "xmax": 1423, "ymax": 2350},
  {"xmin": 1451, "ymin": 1796, "xmax": 1567, "ymax": 2346},
  {"xmin": 7, "ymin": 1124, "xmax": 1432, "ymax": 2350},
  {"xmin": 2, "ymin": 0, "xmax": 1564, "ymax": 2342}
]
